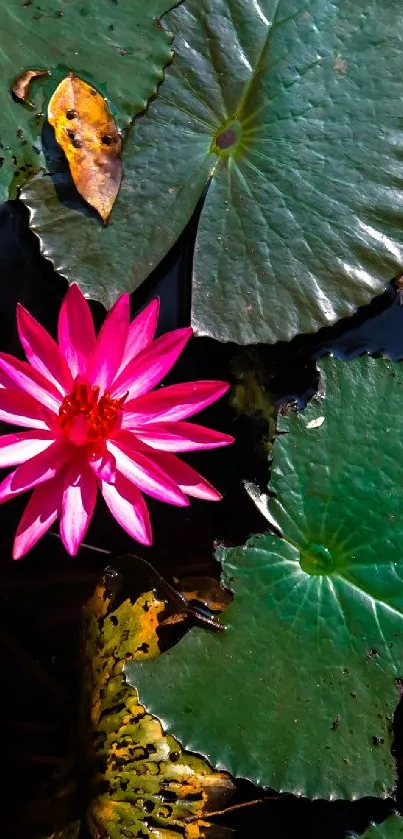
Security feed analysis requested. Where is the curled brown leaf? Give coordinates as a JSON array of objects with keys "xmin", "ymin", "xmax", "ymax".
[{"xmin": 11, "ymin": 68, "xmax": 49, "ymax": 106}]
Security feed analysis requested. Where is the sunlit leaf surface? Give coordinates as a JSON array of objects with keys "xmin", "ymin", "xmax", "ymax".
[
  {"xmin": 359, "ymin": 817, "xmax": 403, "ymax": 839},
  {"xmin": 0, "ymin": 0, "xmax": 174, "ymax": 199},
  {"xmin": 25, "ymin": 0, "xmax": 403, "ymax": 335},
  {"xmin": 127, "ymin": 357, "xmax": 403, "ymax": 798}
]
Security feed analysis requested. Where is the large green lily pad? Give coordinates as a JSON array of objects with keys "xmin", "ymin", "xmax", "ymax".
[
  {"xmin": 24, "ymin": 0, "xmax": 403, "ymax": 337},
  {"xmin": 359, "ymin": 817, "xmax": 403, "ymax": 839},
  {"xmin": 0, "ymin": 0, "xmax": 175, "ymax": 201},
  {"xmin": 127, "ymin": 356, "xmax": 403, "ymax": 799}
]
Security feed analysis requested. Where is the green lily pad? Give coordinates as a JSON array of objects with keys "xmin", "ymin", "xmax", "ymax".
[
  {"xmin": 126, "ymin": 355, "xmax": 403, "ymax": 799},
  {"xmin": 23, "ymin": 0, "xmax": 403, "ymax": 336},
  {"xmin": 359, "ymin": 817, "xmax": 403, "ymax": 839},
  {"xmin": 0, "ymin": 0, "xmax": 175, "ymax": 200}
]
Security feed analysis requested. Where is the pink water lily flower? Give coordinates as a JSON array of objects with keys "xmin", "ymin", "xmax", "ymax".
[{"xmin": 0, "ymin": 285, "xmax": 233, "ymax": 559}]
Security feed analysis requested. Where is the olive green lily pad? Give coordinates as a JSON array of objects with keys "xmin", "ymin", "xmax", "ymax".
[
  {"xmin": 0, "ymin": 0, "xmax": 175, "ymax": 200},
  {"xmin": 359, "ymin": 817, "xmax": 403, "ymax": 839},
  {"xmin": 24, "ymin": 0, "xmax": 403, "ymax": 337},
  {"xmin": 127, "ymin": 356, "xmax": 403, "ymax": 799}
]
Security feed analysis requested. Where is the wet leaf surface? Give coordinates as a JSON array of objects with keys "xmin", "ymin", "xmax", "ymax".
[
  {"xmin": 128, "ymin": 356, "xmax": 403, "ymax": 799},
  {"xmin": 23, "ymin": 0, "xmax": 403, "ymax": 332},
  {"xmin": 48, "ymin": 74, "xmax": 122, "ymax": 222},
  {"xmin": 83, "ymin": 567, "xmax": 234, "ymax": 838},
  {"xmin": 359, "ymin": 816, "xmax": 403, "ymax": 838},
  {"xmin": 0, "ymin": 0, "xmax": 175, "ymax": 200}
]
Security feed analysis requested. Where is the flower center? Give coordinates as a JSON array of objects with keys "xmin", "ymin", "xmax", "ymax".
[{"xmin": 58, "ymin": 377, "xmax": 125, "ymax": 446}]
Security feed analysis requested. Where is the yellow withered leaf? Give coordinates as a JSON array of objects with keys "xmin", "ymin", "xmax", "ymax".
[
  {"xmin": 82, "ymin": 570, "xmax": 234, "ymax": 839},
  {"xmin": 48, "ymin": 72, "xmax": 122, "ymax": 222}
]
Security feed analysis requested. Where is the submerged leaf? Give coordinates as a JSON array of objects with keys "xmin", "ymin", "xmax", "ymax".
[
  {"xmin": 82, "ymin": 567, "xmax": 234, "ymax": 838},
  {"xmin": 175, "ymin": 577, "xmax": 232, "ymax": 614},
  {"xmin": 48, "ymin": 73, "xmax": 122, "ymax": 222},
  {"xmin": 128, "ymin": 356, "xmax": 403, "ymax": 799}
]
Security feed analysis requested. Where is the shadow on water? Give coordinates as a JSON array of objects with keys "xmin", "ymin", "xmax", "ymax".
[{"xmin": 1, "ymin": 199, "xmax": 403, "ymax": 837}]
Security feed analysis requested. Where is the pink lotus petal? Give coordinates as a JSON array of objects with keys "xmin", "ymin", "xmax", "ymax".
[
  {"xmin": 58, "ymin": 284, "xmax": 96, "ymax": 378},
  {"xmin": 0, "ymin": 388, "xmax": 54, "ymax": 430},
  {"xmin": 90, "ymin": 449, "xmax": 117, "ymax": 484},
  {"xmin": 0, "ymin": 440, "xmax": 71, "ymax": 502},
  {"xmin": 117, "ymin": 298, "xmax": 160, "ymax": 377},
  {"xmin": 0, "ymin": 353, "xmax": 61, "ymax": 414},
  {"xmin": 60, "ymin": 461, "xmax": 97, "ymax": 555},
  {"xmin": 111, "ymin": 328, "xmax": 192, "ymax": 402},
  {"xmin": 101, "ymin": 472, "xmax": 152, "ymax": 545},
  {"xmin": 87, "ymin": 294, "xmax": 130, "ymax": 390},
  {"xmin": 17, "ymin": 304, "xmax": 72, "ymax": 395},
  {"xmin": 0, "ymin": 284, "xmax": 233, "ymax": 558},
  {"xmin": 146, "ymin": 451, "xmax": 222, "ymax": 501},
  {"xmin": 0, "ymin": 429, "xmax": 57, "ymax": 468},
  {"xmin": 122, "ymin": 381, "xmax": 230, "ymax": 426},
  {"xmin": 107, "ymin": 438, "xmax": 189, "ymax": 506},
  {"xmin": 13, "ymin": 471, "xmax": 65, "ymax": 559},
  {"xmin": 131, "ymin": 421, "xmax": 234, "ymax": 452}
]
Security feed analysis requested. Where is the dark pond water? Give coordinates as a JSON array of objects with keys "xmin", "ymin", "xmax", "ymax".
[{"xmin": 1, "ymin": 198, "xmax": 402, "ymax": 838}]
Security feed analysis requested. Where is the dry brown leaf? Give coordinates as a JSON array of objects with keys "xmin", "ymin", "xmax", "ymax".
[
  {"xmin": 48, "ymin": 72, "xmax": 122, "ymax": 222},
  {"xmin": 11, "ymin": 68, "xmax": 49, "ymax": 106}
]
